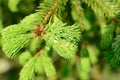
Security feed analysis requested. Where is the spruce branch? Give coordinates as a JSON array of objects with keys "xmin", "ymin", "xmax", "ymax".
[
  {"xmin": 96, "ymin": 0, "xmax": 114, "ymax": 17},
  {"xmin": 34, "ymin": 46, "xmax": 56, "ymax": 77},
  {"xmin": 111, "ymin": 35, "xmax": 120, "ymax": 66},
  {"xmin": 34, "ymin": 48, "xmax": 44, "ymax": 57},
  {"xmin": 1, "ymin": 0, "xmax": 68, "ymax": 58},
  {"xmin": 83, "ymin": 0, "xmax": 120, "ymax": 18},
  {"xmin": 2, "ymin": 34, "xmax": 33, "ymax": 58},
  {"xmin": 40, "ymin": 0, "xmax": 58, "ymax": 25},
  {"xmin": 71, "ymin": 0, "xmax": 91, "ymax": 30},
  {"xmin": 100, "ymin": 24, "xmax": 115, "ymax": 49},
  {"xmin": 31, "ymin": 0, "xmax": 67, "ymax": 38},
  {"xmin": 1, "ymin": 24, "xmax": 33, "ymax": 43},
  {"xmin": 20, "ymin": 45, "xmax": 55, "ymax": 79},
  {"xmin": 44, "ymin": 16, "xmax": 81, "ymax": 59},
  {"xmin": 37, "ymin": 1, "xmax": 56, "ymax": 26},
  {"xmin": 20, "ymin": 12, "xmax": 42, "ymax": 26},
  {"xmin": 1, "ymin": 0, "xmax": 82, "ymax": 79},
  {"xmin": 36, "ymin": 0, "xmax": 67, "ymax": 26},
  {"xmin": 19, "ymin": 51, "xmax": 32, "ymax": 65},
  {"xmin": 104, "ymin": 35, "xmax": 120, "ymax": 67},
  {"xmin": 1, "ymin": 13, "xmax": 43, "ymax": 58},
  {"xmin": 34, "ymin": 15, "xmax": 81, "ymax": 59},
  {"xmin": 29, "ymin": 37, "xmax": 42, "ymax": 54},
  {"xmin": 39, "ymin": 46, "xmax": 56, "ymax": 77},
  {"xmin": 19, "ymin": 57, "xmax": 36, "ymax": 80},
  {"xmin": 1, "ymin": 12, "xmax": 47, "ymax": 58}
]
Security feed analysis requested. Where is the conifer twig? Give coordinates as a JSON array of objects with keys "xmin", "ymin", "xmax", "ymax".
[
  {"xmin": 34, "ymin": 0, "xmax": 60, "ymax": 37},
  {"xmin": 35, "ymin": 48, "xmax": 44, "ymax": 57},
  {"xmin": 42, "ymin": 0, "xmax": 58, "ymax": 26},
  {"xmin": 41, "ymin": 0, "xmax": 60, "ymax": 27},
  {"xmin": 73, "ymin": 0, "xmax": 83, "ymax": 30},
  {"xmin": 96, "ymin": 0, "xmax": 114, "ymax": 17}
]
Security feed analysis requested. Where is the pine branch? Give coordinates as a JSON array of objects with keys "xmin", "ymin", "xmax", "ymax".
[
  {"xmin": 26, "ymin": 0, "xmax": 68, "ymax": 38},
  {"xmin": 44, "ymin": 16, "xmax": 81, "ymax": 59},
  {"xmin": 1, "ymin": 12, "xmax": 44, "ymax": 58},
  {"xmin": 83, "ymin": 0, "xmax": 120, "ymax": 18},
  {"xmin": 19, "ymin": 51, "xmax": 32, "ymax": 65},
  {"xmin": 19, "ymin": 57, "xmax": 36, "ymax": 80},
  {"xmin": 29, "ymin": 37, "xmax": 42, "ymax": 54},
  {"xmin": 100, "ymin": 24, "xmax": 115, "ymax": 49},
  {"xmin": 1, "ymin": 0, "xmax": 82, "ymax": 78},
  {"xmin": 20, "ymin": 13, "xmax": 42, "ymax": 27},
  {"xmin": 37, "ymin": 0, "xmax": 67, "ymax": 26},
  {"xmin": 39, "ymin": 47, "xmax": 56, "ymax": 77},
  {"xmin": 2, "ymin": 34, "xmax": 33, "ymax": 58},
  {"xmin": 111, "ymin": 35, "xmax": 120, "ymax": 66},
  {"xmin": 71, "ymin": 0, "xmax": 91, "ymax": 30},
  {"xmin": 1, "ymin": 0, "xmax": 68, "ymax": 58},
  {"xmin": 1, "ymin": 24, "xmax": 33, "ymax": 43},
  {"xmin": 105, "ymin": 35, "xmax": 120, "ymax": 67},
  {"xmin": 34, "ymin": 46, "xmax": 56, "ymax": 77}
]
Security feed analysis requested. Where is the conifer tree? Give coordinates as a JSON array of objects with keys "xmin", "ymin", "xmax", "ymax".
[{"xmin": 0, "ymin": 0, "xmax": 120, "ymax": 80}]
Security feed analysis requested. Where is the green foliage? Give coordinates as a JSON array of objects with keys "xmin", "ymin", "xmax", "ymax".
[
  {"xmin": 20, "ymin": 12, "xmax": 42, "ymax": 26},
  {"xmin": 1, "ymin": 0, "xmax": 81, "ymax": 77},
  {"xmin": 19, "ymin": 57, "xmax": 36, "ymax": 80},
  {"xmin": 105, "ymin": 35, "xmax": 120, "ymax": 67},
  {"xmin": 80, "ymin": 58, "xmax": 91, "ymax": 71},
  {"xmin": 83, "ymin": 0, "xmax": 120, "ymax": 18},
  {"xmin": 1, "ymin": 12, "xmax": 44, "ymax": 58},
  {"xmin": 87, "ymin": 45, "xmax": 99, "ymax": 64},
  {"xmin": 19, "ymin": 51, "xmax": 32, "ymax": 65},
  {"xmin": 20, "ymin": 46, "xmax": 56, "ymax": 78},
  {"xmin": 1, "ymin": 0, "xmax": 120, "ymax": 80},
  {"xmin": 71, "ymin": 0, "xmax": 91, "ymax": 30},
  {"xmin": 101, "ymin": 24, "xmax": 115, "ymax": 49},
  {"xmin": 29, "ymin": 37, "xmax": 42, "ymax": 54},
  {"xmin": 1, "ymin": 24, "xmax": 33, "ymax": 43},
  {"xmin": 2, "ymin": 34, "xmax": 33, "ymax": 58},
  {"xmin": 39, "ymin": 46, "xmax": 56, "ymax": 77},
  {"xmin": 35, "ymin": 56, "xmax": 44, "ymax": 74},
  {"xmin": 37, "ymin": 0, "xmax": 67, "ymax": 19},
  {"xmin": 76, "ymin": 46, "xmax": 91, "ymax": 80},
  {"xmin": 44, "ymin": 16, "xmax": 81, "ymax": 59},
  {"xmin": 80, "ymin": 46, "xmax": 91, "ymax": 72}
]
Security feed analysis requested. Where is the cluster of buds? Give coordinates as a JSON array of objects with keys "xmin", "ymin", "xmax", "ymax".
[{"xmin": 33, "ymin": 25, "xmax": 45, "ymax": 38}]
